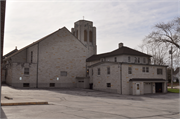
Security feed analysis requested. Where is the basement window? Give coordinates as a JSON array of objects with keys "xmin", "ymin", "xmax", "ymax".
[
  {"xmin": 107, "ymin": 83, "xmax": 111, "ymax": 87},
  {"xmin": 50, "ymin": 83, "xmax": 55, "ymax": 87},
  {"xmin": 23, "ymin": 83, "xmax": 29, "ymax": 87}
]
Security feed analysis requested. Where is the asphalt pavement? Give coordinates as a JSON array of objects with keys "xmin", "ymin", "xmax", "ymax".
[{"xmin": 1, "ymin": 85, "xmax": 180, "ymax": 119}]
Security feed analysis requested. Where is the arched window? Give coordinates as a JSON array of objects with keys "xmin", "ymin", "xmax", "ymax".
[
  {"xmin": 89, "ymin": 31, "xmax": 93, "ymax": 42},
  {"xmin": 76, "ymin": 30, "xmax": 78, "ymax": 39},
  {"xmin": 84, "ymin": 30, "xmax": 87, "ymax": 41}
]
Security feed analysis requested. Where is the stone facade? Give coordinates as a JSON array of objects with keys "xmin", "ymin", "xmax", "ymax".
[
  {"xmin": 4, "ymin": 20, "xmax": 96, "ymax": 88},
  {"xmin": 3, "ymin": 19, "xmax": 167, "ymax": 95}
]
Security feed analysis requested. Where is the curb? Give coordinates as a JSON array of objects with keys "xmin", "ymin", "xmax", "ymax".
[{"xmin": 1, "ymin": 102, "xmax": 48, "ymax": 106}]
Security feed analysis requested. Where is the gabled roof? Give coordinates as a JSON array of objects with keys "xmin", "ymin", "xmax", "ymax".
[
  {"xmin": 4, "ymin": 26, "xmax": 86, "ymax": 61},
  {"xmin": 3, "ymin": 27, "xmax": 68, "ymax": 61},
  {"xmin": 86, "ymin": 46, "xmax": 152, "ymax": 62},
  {"xmin": 3, "ymin": 48, "xmax": 18, "ymax": 59}
]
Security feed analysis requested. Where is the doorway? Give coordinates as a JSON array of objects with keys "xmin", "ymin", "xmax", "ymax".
[
  {"xmin": 155, "ymin": 83, "xmax": 163, "ymax": 93},
  {"xmin": 136, "ymin": 83, "xmax": 140, "ymax": 95}
]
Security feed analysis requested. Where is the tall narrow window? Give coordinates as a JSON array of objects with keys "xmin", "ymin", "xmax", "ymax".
[
  {"xmin": 31, "ymin": 51, "xmax": 33, "ymax": 63},
  {"xmin": 84, "ymin": 30, "xmax": 87, "ymax": 41},
  {"xmin": 24, "ymin": 68, "xmax": 29, "ymax": 75},
  {"xmin": 142, "ymin": 67, "xmax": 145, "ymax": 72},
  {"xmin": 128, "ymin": 56, "xmax": 131, "ymax": 62},
  {"xmin": 157, "ymin": 68, "xmax": 163, "ymax": 75},
  {"xmin": 114, "ymin": 57, "xmax": 117, "ymax": 62},
  {"xmin": 107, "ymin": 67, "xmax": 110, "ymax": 74},
  {"xmin": 89, "ymin": 31, "xmax": 93, "ymax": 42},
  {"xmin": 98, "ymin": 68, "xmax": 100, "ymax": 75},
  {"xmin": 92, "ymin": 69, "xmax": 93, "ymax": 75},
  {"xmin": 76, "ymin": 30, "xmax": 78, "ymax": 38},
  {"xmin": 128, "ymin": 67, "xmax": 132, "ymax": 74},
  {"xmin": 146, "ymin": 67, "xmax": 149, "ymax": 72},
  {"xmin": 143, "ymin": 58, "xmax": 146, "ymax": 63},
  {"xmin": 134, "ymin": 57, "xmax": 137, "ymax": 63},
  {"xmin": 138, "ymin": 57, "xmax": 140, "ymax": 63}
]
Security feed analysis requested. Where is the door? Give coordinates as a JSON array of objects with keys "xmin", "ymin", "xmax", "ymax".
[
  {"xmin": 136, "ymin": 83, "xmax": 140, "ymax": 95},
  {"xmin": 155, "ymin": 83, "xmax": 162, "ymax": 93},
  {"xmin": 144, "ymin": 83, "xmax": 152, "ymax": 94},
  {"xmin": 78, "ymin": 81, "xmax": 84, "ymax": 88}
]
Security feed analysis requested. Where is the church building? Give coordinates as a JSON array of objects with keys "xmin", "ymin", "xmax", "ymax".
[{"xmin": 3, "ymin": 20, "xmax": 168, "ymax": 95}]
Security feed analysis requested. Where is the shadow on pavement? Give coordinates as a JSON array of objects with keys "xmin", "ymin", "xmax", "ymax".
[
  {"xmin": 1, "ymin": 107, "xmax": 7, "ymax": 119},
  {"xmin": 2, "ymin": 84, "xmax": 180, "ymax": 101}
]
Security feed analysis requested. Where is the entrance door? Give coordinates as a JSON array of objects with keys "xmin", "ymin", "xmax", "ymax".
[
  {"xmin": 155, "ymin": 83, "xmax": 162, "ymax": 93},
  {"xmin": 136, "ymin": 83, "xmax": 140, "ymax": 95},
  {"xmin": 78, "ymin": 81, "xmax": 84, "ymax": 88}
]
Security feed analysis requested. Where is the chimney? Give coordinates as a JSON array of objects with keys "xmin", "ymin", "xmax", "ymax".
[
  {"xmin": 15, "ymin": 46, "xmax": 17, "ymax": 49},
  {"xmin": 119, "ymin": 43, "xmax": 123, "ymax": 48}
]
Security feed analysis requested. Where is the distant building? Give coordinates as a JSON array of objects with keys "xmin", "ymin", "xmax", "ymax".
[
  {"xmin": 173, "ymin": 67, "xmax": 180, "ymax": 82},
  {"xmin": 3, "ymin": 20, "xmax": 168, "ymax": 95}
]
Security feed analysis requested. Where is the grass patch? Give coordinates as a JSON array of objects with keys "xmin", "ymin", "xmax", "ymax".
[{"xmin": 168, "ymin": 88, "xmax": 180, "ymax": 93}]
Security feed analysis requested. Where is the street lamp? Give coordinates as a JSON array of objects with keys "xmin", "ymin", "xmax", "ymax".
[{"xmin": 169, "ymin": 46, "xmax": 173, "ymax": 89}]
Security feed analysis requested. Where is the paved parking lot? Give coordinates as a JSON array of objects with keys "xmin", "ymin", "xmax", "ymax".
[{"xmin": 1, "ymin": 85, "xmax": 180, "ymax": 119}]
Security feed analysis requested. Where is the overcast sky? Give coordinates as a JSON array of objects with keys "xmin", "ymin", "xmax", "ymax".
[{"xmin": 4, "ymin": 0, "xmax": 179, "ymax": 55}]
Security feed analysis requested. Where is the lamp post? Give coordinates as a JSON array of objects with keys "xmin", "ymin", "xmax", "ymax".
[{"xmin": 169, "ymin": 46, "xmax": 173, "ymax": 89}]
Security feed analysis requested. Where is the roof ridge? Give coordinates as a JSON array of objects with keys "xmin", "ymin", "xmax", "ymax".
[{"xmin": 4, "ymin": 28, "xmax": 63, "ymax": 61}]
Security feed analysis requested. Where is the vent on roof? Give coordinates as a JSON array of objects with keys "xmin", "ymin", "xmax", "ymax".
[{"xmin": 119, "ymin": 43, "xmax": 123, "ymax": 48}]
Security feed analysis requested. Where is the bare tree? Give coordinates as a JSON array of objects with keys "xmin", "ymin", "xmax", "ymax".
[
  {"xmin": 138, "ymin": 40, "xmax": 169, "ymax": 65},
  {"xmin": 146, "ymin": 17, "xmax": 180, "ymax": 49}
]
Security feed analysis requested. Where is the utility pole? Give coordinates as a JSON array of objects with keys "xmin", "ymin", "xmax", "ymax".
[{"xmin": 169, "ymin": 46, "xmax": 173, "ymax": 89}]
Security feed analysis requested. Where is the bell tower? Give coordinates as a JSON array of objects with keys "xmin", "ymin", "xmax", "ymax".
[{"xmin": 71, "ymin": 20, "xmax": 97, "ymax": 55}]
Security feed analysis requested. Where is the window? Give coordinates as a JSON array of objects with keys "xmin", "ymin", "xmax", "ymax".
[
  {"xmin": 157, "ymin": 68, "xmax": 163, "ymax": 75},
  {"xmin": 137, "ymin": 84, "xmax": 139, "ymax": 90},
  {"xmin": 128, "ymin": 56, "xmax": 131, "ymax": 62},
  {"xmin": 50, "ymin": 83, "xmax": 55, "ymax": 87},
  {"xmin": 114, "ymin": 57, "xmax": 117, "ymax": 62},
  {"xmin": 31, "ymin": 51, "xmax": 33, "ymax": 63},
  {"xmin": 146, "ymin": 67, "xmax": 149, "ymax": 72},
  {"xmin": 23, "ymin": 83, "xmax": 29, "ymax": 87},
  {"xmin": 134, "ymin": 57, "xmax": 137, "ymax": 63},
  {"xmin": 138, "ymin": 57, "xmax": 140, "ymax": 63},
  {"xmin": 84, "ymin": 30, "xmax": 87, "ymax": 41},
  {"xmin": 98, "ymin": 68, "xmax": 100, "ymax": 75},
  {"xmin": 107, "ymin": 83, "xmax": 111, "ymax": 87},
  {"xmin": 89, "ymin": 31, "xmax": 93, "ymax": 42},
  {"xmin": 92, "ymin": 69, "xmax": 93, "ymax": 75},
  {"xmin": 24, "ymin": 68, "xmax": 29, "ymax": 75},
  {"xmin": 142, "ymin": 67, "xmax": 145, "ymax": 72},
  {"xmin": 143, "ymin": 58, "xmax": 146, "ymax": 63},
  {"xmin": 61, "ymin": 71, "xmax": 67, "ymax": 76},
  {"xmin": 128, "ymin": 67, "xmax": 132, "ymax": 74},
  {"xmin": 142, "ymin": 67, "xmax": 149, "ymax": 73},
  {"xmin": 107, "ymin": 67, "xmax": 110, "ymax": 74}
]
